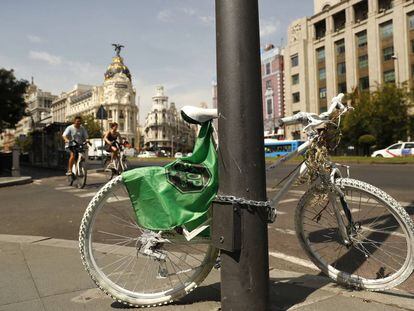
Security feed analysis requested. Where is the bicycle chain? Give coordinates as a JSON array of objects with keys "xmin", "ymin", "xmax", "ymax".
[{"xmin": 215, "ymin": 195, "xmax": 277, "ymax": 223}]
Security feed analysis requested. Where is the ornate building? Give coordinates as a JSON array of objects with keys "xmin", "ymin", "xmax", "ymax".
[
  {"xmin": 51, "ymin": 47, "xmax": 139, "ymax": 146},
  {"xmin": 143, "ymin": 86, "xmax": 196, "ymax": 154},
  {"xmin": 15, "ymin": 79, "xmax": 57, "ymax": 137}
]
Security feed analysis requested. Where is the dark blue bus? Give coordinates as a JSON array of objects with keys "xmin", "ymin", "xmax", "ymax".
[{"xmin": 264, "ymin": 139, "xmax": 305, "ymax": 157}]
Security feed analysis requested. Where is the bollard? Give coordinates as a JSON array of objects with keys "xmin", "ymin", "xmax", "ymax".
[{"xmin": 11, "ymin": 145, "xmax": 21, "ymax": 177}]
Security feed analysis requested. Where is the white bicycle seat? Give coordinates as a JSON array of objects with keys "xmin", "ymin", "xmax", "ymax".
[{"xmin": 181, "ymin": 106, "xmax": 218, "ymax": 124}]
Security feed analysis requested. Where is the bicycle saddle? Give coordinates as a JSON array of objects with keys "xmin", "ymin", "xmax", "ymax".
[{"xmin": 181, "ymin": 106, "xmax": 218, "ymax": 124}]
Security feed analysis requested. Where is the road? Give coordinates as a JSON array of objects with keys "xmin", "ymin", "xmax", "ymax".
[{"xmin": 1, "ymin": 162, "xmax": 413, "ymax": 292}]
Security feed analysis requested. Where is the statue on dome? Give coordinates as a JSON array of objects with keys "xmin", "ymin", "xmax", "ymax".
[{"xmin": 112, "ymin": 43, "xmax": 124, "ymax": 57}]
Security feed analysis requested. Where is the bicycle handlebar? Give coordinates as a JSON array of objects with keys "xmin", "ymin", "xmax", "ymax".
[{"xmin": 279, "ymin": 93, "xmax": 346, "ymax": 127}]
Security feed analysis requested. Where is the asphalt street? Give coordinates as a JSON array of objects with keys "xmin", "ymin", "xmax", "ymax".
[{"xmin": 1, "ymin": 162, "xmax": 413, "ymax": 293}]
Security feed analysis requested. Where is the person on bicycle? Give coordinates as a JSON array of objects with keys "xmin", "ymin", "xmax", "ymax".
[
  {"xmin": 62, "ymin": 116, "xmax": 89, "ymax": 175},
  {"xmin": 104, "ymin": 122, "xmax": 121, "ymax": 169}
]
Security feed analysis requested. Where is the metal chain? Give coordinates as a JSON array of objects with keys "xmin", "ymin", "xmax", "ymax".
[{"xmin": 215, "ymin": 195, "xmax": 277, "ymax": 223}]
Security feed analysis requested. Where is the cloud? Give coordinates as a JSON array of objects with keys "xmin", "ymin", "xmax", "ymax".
[
  {"xmin": 29, "ymin": 51, "xmax": 62, "ymax": 65},
  {"xmin": 199, "ymin": 15, "xmax": 214, "ymax": 26},
  {"xmin": 157, "ymin": 9, "xmax": 173, "ymax": 22},
  {"xmin": 27, "ymin": 34, "xmax": 44, "ymax": 43},
  {"xmin": 181, "ymin": 7, "xmax": 196, "ymax": 16},
  {"xmin": 260, "ymin": 18, "xmax": 280, "ymax": 38}
]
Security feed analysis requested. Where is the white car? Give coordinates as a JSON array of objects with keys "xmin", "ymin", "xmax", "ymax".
[
  {"xmin": 174, "ymin": 152, "xmax": 183, "ymax": 158},
  {"xmin": 137, "ymin": 151, "xmax": 156, "ymax": 158},
  {"xmin": 371, "ymin": 142, "xmax": 414, "ymax": 158}
]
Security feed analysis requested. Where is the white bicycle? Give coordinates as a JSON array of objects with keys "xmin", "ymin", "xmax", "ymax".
[
  {"xmin": 103, "ymin": 140, "xmax": 129, "ymax": 180},
  {"xmin": 79, "ymin": 94, "xmax": 414, "ymax": 307},
  {"xmin": 67, "ymin": 141, "xmax": 89, "ymax": 189}
]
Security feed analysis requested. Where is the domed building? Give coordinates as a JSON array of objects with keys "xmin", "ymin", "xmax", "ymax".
[
  {"xmin": 51, "ymin": 47, "xmax": 139, "ymax": 146},
  {"xmin": 143, "ymin": 86, "xmax": 196, "ymax": 154}
]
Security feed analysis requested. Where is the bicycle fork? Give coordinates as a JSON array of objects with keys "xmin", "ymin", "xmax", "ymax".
[{"xmin": 329, "ymin": 190, "xmax": 355, "ymax": 247}]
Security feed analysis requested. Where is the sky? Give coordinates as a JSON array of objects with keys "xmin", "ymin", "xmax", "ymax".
[{"xmin": 0, "ymin": 0, "xmax": 313, "ymax": 123}]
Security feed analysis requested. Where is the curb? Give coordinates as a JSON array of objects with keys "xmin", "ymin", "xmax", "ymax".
[{"xmin": 0, "ymin": 176, "xmax": 32, "ymax": 188}]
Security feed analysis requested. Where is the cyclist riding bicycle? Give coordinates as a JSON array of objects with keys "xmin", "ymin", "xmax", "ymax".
[
  {"xmin": 103, "ymin": 122, "xmax": 121, "ymax": 169},
  {"xmin": 62, "ymin": 116, "xmax": 89, "ymax": 176}
]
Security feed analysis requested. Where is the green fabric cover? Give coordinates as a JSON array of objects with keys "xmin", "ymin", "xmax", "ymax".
[{"xmin": 122, "ymin": 121, "xmax": 218, "ymax": 231}]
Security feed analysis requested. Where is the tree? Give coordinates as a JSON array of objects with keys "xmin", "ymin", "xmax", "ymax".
[
  {"xmin": 358, "ymin": 134, "xmax": 376, "ymax": 156},
  {"xmin": 342, "ymin": 84, "xmax": 412, "ymax": 152},
  {"xmin": 0, "ymin": 68, "xmax": 29, "ymax": 132},
  {"xmin": 82, "ymin": 114, "xmax": 102, "ymax": 138}
]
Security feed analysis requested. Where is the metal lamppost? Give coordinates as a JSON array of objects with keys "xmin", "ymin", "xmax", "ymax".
[
  {"xmin": 96, "ymin": 105, "xmax": 108, "ymax": 165},
  {"xmin": 213, "ymin": 0, "xmax": 269, "ymax": 310}
]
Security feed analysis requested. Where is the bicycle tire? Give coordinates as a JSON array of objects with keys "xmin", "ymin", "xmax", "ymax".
[
  {"xmin": 79, "ymin": 175, "xmax": 218, "ymax": 307},
  {"xmin": 295, "ymin": 178, "xmax": 414, "ymax": 291},
  {"xmin": 76, "ymin": 161, "xmax": 87, "ymax": 189}
]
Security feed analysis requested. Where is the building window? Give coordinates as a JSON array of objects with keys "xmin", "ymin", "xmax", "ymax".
[
  {"xmin": 358, "ymin": 54, "xmax": 369, "ymax": 68},
  {"xmin": 108, "ymin": 110, "xmax": 112, "ymax": 118},
  {"xmin": 316, "ymin": 47, "xmax": 325, "ymax": 61},
  {"xmin": 354, "ymin": 0, "xmax": 368, "ymax": 22},
  {"xmin": 291, "ymin": 54, "xmax": 299, "ymax": 67},
  {"xmin": 411, "ymin": 65, "xmax": 414, "ymax": 79},
  {"xmin": 409, "ymin": 13, "xmax": 414, "ymax": 30},
  {"xmin": 384, "ymin": 69, "xmax": 395, "ymax": 83},
  {"xmin": 335, "ymin": 39, "xmax": 345, "ymax": 54},
  {"xmin": 292, "ymin": 74, "xmax": 299, "ymax": 85},
  {"xmin": 383, "ymin": 46, "xmax": 394, "ymax": 61},
  {"xmin": 265, "ymin": 62, "xmax": 271, "ymax": 75},
  {"xmin": 411, "ymin": 40, "xmax": 414, "ymax": 53},
  {"xmin": 319, "ymin": 87, "xmax": 327, "ymax": 99},
  {"xmin": 266, "ymin": 98, "xmax": 273, "ymax": 115},
  {"xmin": 338, "ymin": 82, "xmax": 347, "ymax": 93},
  {"xmin": 378, "ymin": 0, "xmax": 393, "ymax": 12},
  {"xmin": 333, "ymin": 10, "xmax": 346, "ymax": 32},
  {"xmin": 266, "ymin": 80, "xmax": 272, "ymax": 89},
  {"xmin": 356, "ymin": 31, "xmax": 368, "ymax": 47},
  {"xmin": 314, "ymin": 20, "xmax": 326, "ymax": 39},
  {"xmin": 318, "ymin": 68, "xmax": 326, "ymax": 80},
  {"xmin": 359, "ymin": 76, "xmax": 370, "ymax": 90},
  {"xmin": 337, "ymin": 62, "xmax": 346, "ymax": 75},
  {"xmin": 380, "ymin": 21, "xmax": 393, "ymax": 39},
  {"xmin": 292, "ymin": 92, "xmax": 300, "ymax": 103}
]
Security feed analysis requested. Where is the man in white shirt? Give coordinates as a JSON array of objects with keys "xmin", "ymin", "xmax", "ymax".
[{"xmin": 62, "ymin": 116, "xmax": 88, "ymax": 175}]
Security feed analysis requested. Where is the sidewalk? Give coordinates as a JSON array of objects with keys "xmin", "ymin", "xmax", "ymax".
[
  {"xmin": 0, "ymin": 176, "xmax": 32, "ymax": 188},
  {"xmin": 0, "ymin": 234, "xmax": 413, "ymax": 311}
]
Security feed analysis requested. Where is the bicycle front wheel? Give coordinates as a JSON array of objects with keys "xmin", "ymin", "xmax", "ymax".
[
  {"xmin": 295, "ymin": 178, "xmax": 414, "ymax": 291},
  {"xmin": 75, "ymin": 161, "xmax": 87, "ymax": 189},
  {"xmin": 79, "ymin": 175, "xmax": 217, "ymax": 307}
]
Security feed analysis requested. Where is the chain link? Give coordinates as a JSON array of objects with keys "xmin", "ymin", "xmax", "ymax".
[{"xmin": 215, "ymin": 195, "xmax": 277, "ymax": 223}]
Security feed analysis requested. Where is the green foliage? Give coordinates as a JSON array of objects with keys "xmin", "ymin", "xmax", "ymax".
[
  {"xmin": 0, "ymin": 68, "xmax": 29, "ymax": 132},
  {"xmin": 82, "ymin": 114, "xmax": 102, "ymax": 138},
  {"xmin": 15, "ymin": 134, "xmax": 32, "ymax": 153},
  {"xmin": 358, "ymin": 134, "xmax": 376, "ymax": 146},
  {"xmin": 342, "ymin": 84, "xmax": 412, "ymax": 150}
]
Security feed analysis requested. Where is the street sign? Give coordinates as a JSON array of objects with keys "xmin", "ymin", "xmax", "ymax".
[{"xmin": 96, "ymin": 105, "xmax": 108, "ymax": 120}]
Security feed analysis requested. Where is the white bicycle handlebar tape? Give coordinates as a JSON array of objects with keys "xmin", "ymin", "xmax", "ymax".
[{"xmin": 280, "ymin": 93, "xmax": 345, "ymax": 126}]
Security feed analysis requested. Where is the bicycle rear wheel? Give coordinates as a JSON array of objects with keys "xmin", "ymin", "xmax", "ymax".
[
  {"xmin": 79, "ymin": 175, "xmax": 217, "ymax": 307},
  {"xmin": 295, "ymin": 178, "xmax": 414, "ymax": 291}
]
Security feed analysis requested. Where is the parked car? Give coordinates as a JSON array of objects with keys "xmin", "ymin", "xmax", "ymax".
[
  {"xmin": 137, "ymin": 151, "xmax": 156, "ymax": 158},
  {"xmin": 88, "ymin": 138, "xmax": 109, "ymax": 160},
  {"xmin": 123, "ymin": 147, "xmax": 136, "ymax": 157},
  {"xmin": 371, "ymin": 142, "xmax": 414, "ymax": 157},
  {"xmin": 174, "ymin": 152, "xmax": 183, "ymax": 158}
]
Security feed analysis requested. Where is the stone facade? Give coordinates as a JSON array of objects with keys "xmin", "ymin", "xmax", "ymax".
[
  {"xmin": 261, "ymin": 44, "xmax": 285, "ymax": 135},
  {"xmin": 15, "ymin": 81, "xmax": 57, "ymax": 137},
  {"xmin": 143, "ymin": 86, "xmax": 196, "ymax": 154},
  {"xmin": 51, "ymin": 55, "xmax": 139, "ymax": 146},
  {"xmin": 284, "ymin": 0, "xmax": 414, "ymax": 139}
]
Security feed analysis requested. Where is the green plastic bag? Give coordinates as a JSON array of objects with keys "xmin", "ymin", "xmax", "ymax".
[{"xmin": 122, "ymin": 121, "xmax": 218, "ymax": 231}]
